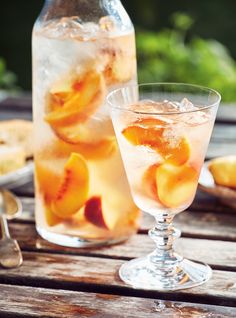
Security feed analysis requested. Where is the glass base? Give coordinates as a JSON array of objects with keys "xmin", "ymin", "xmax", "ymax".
[
  {"xmin": 119, "ymin": 256, "xmax": 212, "ymax": 291},
  {"xmin": 37, "ymin": 226, "xmax": 128, "ymax": 248}
]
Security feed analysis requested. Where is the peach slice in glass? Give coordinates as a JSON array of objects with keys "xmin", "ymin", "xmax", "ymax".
[
  {"xmin": 84, "ymin": 196, "xmax": 118, "ymax": 230},
  {"xmin": 162, "ymin": 137, "xmax": 191, "ymax": 166},
  {"xmin": 122, "ymin": 118, "xmax": 191, "ymax": 165},
  {"xmin": 122, "ymin": 118, "xmax": 165, "ymax": 148},
  {"xmin": 45, "ymin": 70, "xmax": 106, "ymax": 128},
  {"xmin": 156, "ymin": 163, "xmax": 198, "ymax": 208},
  {"xmin": 51, "ymin": 153, "xmax": 89, "ymax": 218},
  {"xmin": 142, "ymin": 164, "xmax": 159, "ymax": 199}
]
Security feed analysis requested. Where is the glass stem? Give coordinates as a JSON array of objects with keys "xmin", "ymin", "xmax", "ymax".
[{"xmin": 148, "ymin": 214, "xmax": 182, "ymax": 277}]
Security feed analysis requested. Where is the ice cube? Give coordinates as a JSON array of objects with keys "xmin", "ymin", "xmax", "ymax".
[
  {"xmin": 42, "ymin": 17, "xmax": 83, "ymax": 38},
  {"xmin": 41, "ymin": 17, "xmax": 101, "ymax": 40},
  {"xmin": 129, "ymin": 99, "xmax": 188, "ymax": 114},
  {"xmin": 182, "ymin": 111, "xmax": 209, "ymax": 126},
  {"xmin": 162, "ymin": 129, "xmax": 181, "ymax": 148},
  {"xmin": 99, "ymin": 16, "xmax": 116, "ymax": 32},
  {"xmin": 178, "ymin": 97, "xmax": 197, "ymax": 111}
]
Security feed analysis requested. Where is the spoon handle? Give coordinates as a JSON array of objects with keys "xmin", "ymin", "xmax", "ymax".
[{"xmin": 0, "ymin": 215, "xmax": 10, "ymax": 238}]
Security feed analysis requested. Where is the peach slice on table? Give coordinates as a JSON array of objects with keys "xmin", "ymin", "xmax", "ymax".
[
  {"xmin": 51, "ymin": 153, "xmax": 89, "ymax": 218},
  {"xmin": 84, "ymin": 196, "xmax": 117, "ymax": 230},
  {"xmin": 156, "ymin": 163, "xmax": 198, "ymax": 208},
  {"xmin": 45, "ymin": 70, "xmax": 106, "ymax": 128}
]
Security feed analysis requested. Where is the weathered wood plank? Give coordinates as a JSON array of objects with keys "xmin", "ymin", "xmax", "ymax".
[
  {"xmin": 207, "ymin": 141, "xmax": 236, "ymax": 159},
  {"xmin": 13, "ymin": 181, "xmax": 34, "ymax": 197},
  {"xmin": 7, "ymin": 223, "xmax": 236, "ymax": 270},
  {"xmin": 211, "ymin": 123, "xmax": 236, "ymax": 141},
  {"xmin": 0, "ymin": 94, "xmax": 32, "ymax": 110},
  {"xmin": 0, "ymin": 251, "xmax": 235, "ymax": 306},
  {"xmin": 0, "ymin": 284, "xmax": 235, "ymax": 318},
  {"xmin": 217, "ymin": 104, "xmax": 236, "ymax": 123},
  {"xmin": 18, "ymin": 197, "xmax": 236, "ymax": 241},
  {"xmin": 189, "ymin": 190, "xmax": 235, "ymax": 214}
]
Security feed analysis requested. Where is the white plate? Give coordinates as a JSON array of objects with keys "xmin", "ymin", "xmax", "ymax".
[
  {"xmin": 0, "ymin": 160, "xmax": 34, "ymax": 189},
  {"xmin": 199, "ymin": 161, "xmax": 236, "ymax": 208}
]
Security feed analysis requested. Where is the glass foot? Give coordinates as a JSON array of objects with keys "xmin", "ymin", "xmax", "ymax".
[
  {"xmin": 37, "ymin": 227, "xmax": 128, "ymax": 248},
  {"xmin": 119, "ymin": 256, "xmax": 212, "ymax": 291}
]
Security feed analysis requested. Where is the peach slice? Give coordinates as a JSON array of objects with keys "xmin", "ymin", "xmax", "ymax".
[
  {"xmin": 51, "ymin": 153, "xmax": 89, "ymax": 218},
  {"xmin": 84, "ymin": 196, "xmax": 117, "ymax": 230},
  {"xmin": 122, "ymin": 124, "xmax": 163, "ymax": 149},
  {"xmin": 101, "ymin": 36, "xmax": 136, "ymax": 85},
  {"xmin": 156, "ymin": 163, "xmax": 198, "ymax": 208},
  {"xmin": 35, "ymin": 160, "xmax": 62, "ymax": 203},
  {"xmin": 45, "ymin": 206, "xmax": 62, "ymax": 227},
  {"xmin": 103, "ymin": 52, "xmax": 136, "ymax": 85},
  {"xmin": 47, "ymin": 91, "xmax": 73, "ymax": 112},
  {"xmin": 122, "ymin": 117, "xmax": 170, "ymax": 147},
  {"xmin": 45, "ymin": 71, "xmax": 106, "ymax": 128},
  {"xmin": 162, "ymin": 137, "xmax": 191, "ymax": 166},
  {"xmin": 54, "ymin": 122, "xmax": 89, "ymax": 144},
  {"xmin": 142, "ymin": 164, "xmax": 159, "ymax": 199},
  {"xmin": 122, "ymin": 119, "xmax": 191, "ymax": 165}
]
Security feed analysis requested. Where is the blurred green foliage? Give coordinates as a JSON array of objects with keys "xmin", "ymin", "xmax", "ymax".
[
  {"xmin": 0, "ymin": 58, "xmax": 18, "ymax": 91},
  {"xmin": 137, "ymin": 13, "xmax": 236, "ymax": 102}
]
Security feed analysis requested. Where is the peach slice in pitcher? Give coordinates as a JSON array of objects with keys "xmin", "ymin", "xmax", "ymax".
[
  {"xmin": 45, "ymin": 70, "xmax": 106, "ymax": 128},
  {"xmin": 103, "ymin": 50, "xmax": 136, "ymax": 85},
  {"xmin": 35, "ymin": 160, "xmax": 62, "ymax": 203},
  {"xmin": 51, "ymin": 153, "xmax": 89, "ymax": 218},
  {"xmin": 44, "ymin": 206, "xmax": 62, "ymax": 227},
  {"xmin": 156, "ymin": 163, "xmax": 198, "ymax": 208},
  {"xmin": 84, "ymin": 196, "xmax": 118, "ymax": 230},
  {"xmin": 101, "ymin": 34, "xmax": 136, "ymax": 85}
]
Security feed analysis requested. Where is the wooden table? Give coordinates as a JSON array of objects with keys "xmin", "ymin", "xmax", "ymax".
[{"xmin": 1, "ymin": 97, "xmax": 236, "ymax": 317}]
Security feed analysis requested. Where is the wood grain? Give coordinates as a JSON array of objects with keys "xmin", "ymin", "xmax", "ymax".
[
  {"xmin": 1, "ymin": 284, "xmax": 236, "ymax": 318},
  {"xmin": 207, "ymin": 141, "xmax": 236, "ymax": 159},
  {"xmin": 216, "ymin": 104, "xmax": 236, "ymax": 123},
  {"xmin": 18, "ymin": 197, "xmax": 236, "ymax": 241},
  {"xmin": 6, "ymin": 223, "xmax": 236, "ymax": 271},
  {"xmin": 0, "ymin": 251, "xmax": 236, "ymax": 306},
  {"xmin": 0, "ymin": 98, "xmax": 236, "ymax": 315}
]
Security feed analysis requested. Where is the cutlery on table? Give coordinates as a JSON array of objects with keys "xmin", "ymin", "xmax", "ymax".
[{"xmin": 0, "ymin": 189, "xmax": 23, "ymax": 268}]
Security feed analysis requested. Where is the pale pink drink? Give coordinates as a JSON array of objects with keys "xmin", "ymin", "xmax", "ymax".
[
  {"xmin": 32, "ymin": 1, "xmax": 140, "ymax": 247},
  {"xmin": 109, "ymin": 83, "xmax": 220, "ymax": 290}
]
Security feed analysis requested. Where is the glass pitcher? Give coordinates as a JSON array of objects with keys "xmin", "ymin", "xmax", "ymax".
[{"xmin": 32, "ymin": 0, "xmax": 140, "ymax": 247}]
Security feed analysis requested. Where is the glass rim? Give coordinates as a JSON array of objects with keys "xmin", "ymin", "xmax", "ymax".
[{"xmin": 107, "ymin": 82, "xmax": 221, "ymax": 116}]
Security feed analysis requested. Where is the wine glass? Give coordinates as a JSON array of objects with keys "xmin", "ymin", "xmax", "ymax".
[{"xmin": 108, "ymin": 83, "xmax": 220, "ymax": 290}]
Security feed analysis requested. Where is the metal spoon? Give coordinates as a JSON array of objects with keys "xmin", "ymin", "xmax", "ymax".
[{"xmin": 0, "ymin": 189, "xmax": 23, "ymax": 268}]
